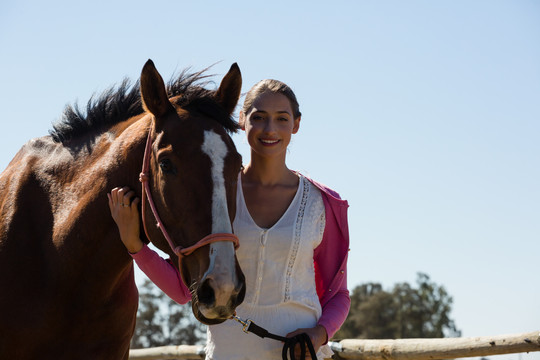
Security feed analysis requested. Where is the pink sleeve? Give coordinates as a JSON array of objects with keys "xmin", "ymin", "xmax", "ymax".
[
  {"xmin": 317, "ymin": 271, "xmax": 350, "ymax": 339},
  {"xmin": 130, "ymin": 244, "xmax": 191, "ymax": 304},
  {"xmin": 313, "ymin": 186, "xmax": 351, "ymax": 340}
]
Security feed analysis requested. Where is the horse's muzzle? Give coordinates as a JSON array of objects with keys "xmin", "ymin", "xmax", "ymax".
[{"xmin": 195, "ymin": 269, "xmax": 245, "ymax": 324}]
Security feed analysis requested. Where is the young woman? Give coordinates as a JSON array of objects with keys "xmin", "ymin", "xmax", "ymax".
[{"xmin": 109, "ymin": 79, "xmax": 350, "ymax": 359}]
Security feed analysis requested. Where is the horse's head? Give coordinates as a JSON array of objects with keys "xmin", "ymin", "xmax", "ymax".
[{"xmin": 139, "ymin": 60, "xmax": 245, "ymax": 324}]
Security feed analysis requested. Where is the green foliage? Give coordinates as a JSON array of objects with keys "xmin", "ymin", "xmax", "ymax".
[
  {"xmin": 335, "ymin": 273, "xmax": 461, "ymax": 340},
  {"xmin": 131, "ymin": 279, "xmax": 206, "ymax": 348}
]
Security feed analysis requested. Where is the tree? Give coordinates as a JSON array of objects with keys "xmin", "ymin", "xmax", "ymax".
[
  {"xmin": 334, "ymin": 273, "xmax": 461, "ymax": 340},
  {"xmin": 131, "ymin": 279, "xmax": 206, "ymax": 348}
]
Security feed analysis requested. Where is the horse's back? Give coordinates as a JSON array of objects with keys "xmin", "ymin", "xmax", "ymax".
[
  {"xmin": 0, "ymin": 136, "xmax": 67, "ymax": 358},
  {"xmin": 0, "ymin": 135, "xmax": 137, "ymax": 360},
  {"xmin": 0, "ymin": 136, "xmax": 59, "ymax": 247}
]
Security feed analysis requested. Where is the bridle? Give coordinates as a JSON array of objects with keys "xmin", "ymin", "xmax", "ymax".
[
  {"xmin": 138, "ymin": 125, "xmax": 239, "ymax": 279},
  {"xmin": 139, "ymin": 124, "xmax": 315, "ymax": 360}
]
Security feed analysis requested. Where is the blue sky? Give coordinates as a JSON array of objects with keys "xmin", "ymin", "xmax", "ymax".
[{"xmin": 1, "ymin": 1, "xmax": 538, "ymax": 358}]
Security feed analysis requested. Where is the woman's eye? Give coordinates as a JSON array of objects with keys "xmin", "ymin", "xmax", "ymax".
[{"xmin": 159, "ymin": 159, "xmax": 177, "ymax": 175}]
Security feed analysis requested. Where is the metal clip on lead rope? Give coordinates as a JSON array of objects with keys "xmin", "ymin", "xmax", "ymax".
[{"xmin": 230, "ymin": 314, "xmax": 253, "ymax": 334}]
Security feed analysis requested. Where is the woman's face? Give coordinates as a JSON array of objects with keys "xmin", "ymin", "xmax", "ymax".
[{"xmin": 241, "ymin": 91, "xmax": 301, "ymax": 160}]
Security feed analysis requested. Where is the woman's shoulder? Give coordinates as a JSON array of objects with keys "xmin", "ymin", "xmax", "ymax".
[{"xmin": 297, "ymin": 172, "xmax": 343, "ymax": 201}]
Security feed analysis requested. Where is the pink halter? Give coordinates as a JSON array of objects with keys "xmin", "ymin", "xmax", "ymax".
[{"xmin": 139, "ymin": 125, "xmax": 239, "ymax": 265}]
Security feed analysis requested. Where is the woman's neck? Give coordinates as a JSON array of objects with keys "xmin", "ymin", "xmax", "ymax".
[{"xmin": 243, "ymin": 153, "xmax": 297, "ymax": 186}]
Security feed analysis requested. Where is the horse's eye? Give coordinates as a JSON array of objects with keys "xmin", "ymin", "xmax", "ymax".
[{"xmin": 159, "ymin": 159, "xmax": 177, "ymax": 175}]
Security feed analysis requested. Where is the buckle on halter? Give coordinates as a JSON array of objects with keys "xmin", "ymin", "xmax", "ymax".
[{"xmin": 230, "ymin": 314, "xmax": 253, "ymax": 334}]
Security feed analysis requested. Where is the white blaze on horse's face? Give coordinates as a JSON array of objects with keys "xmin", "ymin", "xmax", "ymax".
[
  {"xmin": 199, "ymin": 130, "xmax": 238, "ymax": 318},
  {"xmin": 201, "ymin": 130, "xmax": 233, "ymax": 234}
]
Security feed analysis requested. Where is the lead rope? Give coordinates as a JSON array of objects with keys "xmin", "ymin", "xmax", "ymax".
[{"xmin": 231, "ymin": 314, "xmax": 317, "ymax": 360}]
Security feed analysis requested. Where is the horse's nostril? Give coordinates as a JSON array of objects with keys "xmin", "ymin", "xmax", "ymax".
[{"xmin": 198, "ymin": 278, "xmax": 215, "ymax": 306}]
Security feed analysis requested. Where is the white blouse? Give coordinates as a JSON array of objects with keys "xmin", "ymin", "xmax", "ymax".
[{"xmin": 205, "ymin": 174, "xmax": 333, "ymax": 360}]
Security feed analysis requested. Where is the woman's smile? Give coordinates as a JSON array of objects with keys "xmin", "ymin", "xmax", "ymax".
[{"xmin": 260, "ymin": 138, "xmax": 280, "ymax": 146}]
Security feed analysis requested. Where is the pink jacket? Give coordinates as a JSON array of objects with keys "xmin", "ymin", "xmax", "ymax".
[
  {"xmin": 309, "ymin": 178, "xmax": 350, "ymax": 339},
  {"xmin": 131, "ymin": 177, "xmax": 350, "ymax": 339}
]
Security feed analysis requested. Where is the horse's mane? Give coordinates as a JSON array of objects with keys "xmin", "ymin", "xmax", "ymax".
[{"xmin": 49, "ymin": 68, "xmax": 240, "ymax": 144}]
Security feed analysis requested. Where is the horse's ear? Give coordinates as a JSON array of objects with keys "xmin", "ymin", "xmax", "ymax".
[
  {"xmin": 140, "ymin": 59, "xmax": 174, "ymax": 119},
  {"xmin": 215, "ymin": 63, "xmax": 242, "ymax": 115}
]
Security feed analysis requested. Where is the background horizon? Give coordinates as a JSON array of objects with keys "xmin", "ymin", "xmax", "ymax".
[{"xmin": 1, "ymin": 1, "xmax": 538, "ymax": 359}]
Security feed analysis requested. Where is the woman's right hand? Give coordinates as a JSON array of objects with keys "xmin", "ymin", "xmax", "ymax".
[{"xmin": 108, "ymin": 186, "xmax": 143, "ymax": 254}]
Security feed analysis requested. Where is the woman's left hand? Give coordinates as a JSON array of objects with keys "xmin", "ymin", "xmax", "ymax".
[{"xmin": 286, "ymin": 325, "xmax": 327, "ymax": 359}]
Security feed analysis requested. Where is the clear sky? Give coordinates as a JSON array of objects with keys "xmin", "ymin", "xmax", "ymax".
[{"xmin": 1, "ymin": 1, "xmax": 538, "ymax": 359}]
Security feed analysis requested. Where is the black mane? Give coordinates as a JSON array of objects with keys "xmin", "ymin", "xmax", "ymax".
[{"xmin": 49, "ymin": 68, "xmax": 239, "ymax": 144}]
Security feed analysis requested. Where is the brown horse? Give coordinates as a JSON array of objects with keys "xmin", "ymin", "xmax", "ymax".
[{"xmin": 0, "ymin": 60, "xmax": 246, "ymax": 359}]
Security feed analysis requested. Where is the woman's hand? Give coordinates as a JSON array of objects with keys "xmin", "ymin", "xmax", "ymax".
[
  {"xmin": 108, "ymin": 186, "xmax": 143, "ymax": 254},
  {"xmin": 286, "ymin": 324, "xmax": 327, "ymax": 359}
]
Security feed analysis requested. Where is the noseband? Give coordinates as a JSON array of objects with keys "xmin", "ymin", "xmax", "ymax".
[{"xmin": 139, "ymin": 126, "xmax": 239, "ymax": 273}]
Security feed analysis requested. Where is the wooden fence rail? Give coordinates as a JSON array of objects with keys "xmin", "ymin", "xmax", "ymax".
[{"xmin": 129, "ymin": 330, "xmax": 540, "ymax": 360}]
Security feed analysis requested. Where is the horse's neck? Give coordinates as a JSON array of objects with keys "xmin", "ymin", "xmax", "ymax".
[
  {"xmin": 85, "ymin": 115, "xmax": 150, "ymax": 218},
  {"xmin": 103, "ymin": 115, "xmax": 150, "ymax": 190},
  {"xmin": 51, "ymin": 116, "xmax": 150, "ymax": 266}
]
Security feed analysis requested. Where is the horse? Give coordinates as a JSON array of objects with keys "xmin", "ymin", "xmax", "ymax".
[{"xmin": 0, "ymin": 59, "xmax": 246, "ymax": 359}]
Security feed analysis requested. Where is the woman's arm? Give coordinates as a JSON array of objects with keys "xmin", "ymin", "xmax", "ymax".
[
  {"xmin": 130, "ymin": 244, "xmax": 191, "ymax": 304},
  {"xmin": 313, "ymin": 188, "xmax": 351, "ymax": 340},
  {"xmin": 317, "ymin": 275, "xmax": 350, "ymax": 339}
]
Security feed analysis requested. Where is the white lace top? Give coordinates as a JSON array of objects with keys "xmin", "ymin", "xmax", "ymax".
[{"xmin": 205, "ymin": 174, "xmax": 333, "ymax": 360}]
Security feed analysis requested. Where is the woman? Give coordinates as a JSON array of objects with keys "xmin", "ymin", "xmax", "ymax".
[{"xmin": 109, "ymin": 79, "xmax": 350, "ymax": 359}]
